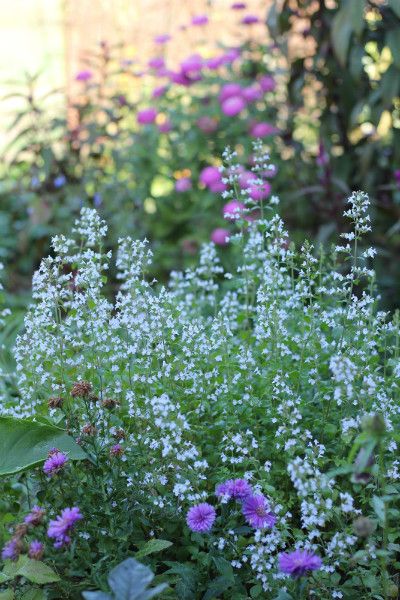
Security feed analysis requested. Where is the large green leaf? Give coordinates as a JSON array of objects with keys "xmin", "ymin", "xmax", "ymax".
[
  {"xmin": 0, "ymin": 417, "xmax": 87, "ymax": 476},
  {"xmin": 2, "ymin": 555, "xmax": 60, "ymax": 584},
  {"xmin": 135, "ymin": 539, "xmax": 172, "ymax": 559},
  {"xmin": 331, "ymin": 1, "xmax": 365, "ymax": 66}
]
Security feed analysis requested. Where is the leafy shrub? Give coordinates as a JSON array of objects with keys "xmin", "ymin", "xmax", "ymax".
[{"xmin": 1, "ymin": 147, "xmax": 400, "ymax": 599}]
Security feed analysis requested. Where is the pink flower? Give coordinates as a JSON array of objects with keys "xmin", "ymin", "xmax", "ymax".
[
  {"xmin": 200, "ymin": 166, "xmax": 222, "ymax": 187},
  {"xmin": 238, "ymin": 170, "xmax": 256, "ymax": 189},
  {"xmin": 249, "ymin": 121, "xmax": 279, "ymax": 138},
  {"xmin": 197, "ymin": 116, "xmax": 218, "ymax": 134},
  {"xmin": 211, "ymin": 228, "xmax": 230, "ymax": 246},
  {"xmin": 259, "ymin": 75, "xmax": 276, "ymax": 92},
  {"xmin": 75, "ymin": 69, "xmax": 92, "ymax": 82},
  {"xmin": 221, "ymin": 95, "xmax": 246, "ymax": 117},
  {"xmin": 152, "ymin": 85, "xmax": 168, "ymax": 98},
  {"xmin": 219, "ymin": 83, "xmax": 242, "ymax": 103},
  {"xmin": 205, "ymin": 56, "xmax": 224, "ymax": 70},
  {"xmin": 180, "ymin": 54, "xmax": 203, "ymax": 76},
  {"xmin": 154, "ymin": 34, "xmax": 171, "ymax": 44},
  {"xmin": 248, "ymin": 181, "xmax": 271, "ymax": 201},
  {"xmin": 191, "ymin": 14, "xmax": 208, "ymax": 26},
  {"xmin": 148, "ymin": 57, "xmax": 165, "ymax": 70},
  {"xmin": 216, "ymin": 478, "xmax": 252, "ymax": 499},
  {"xmin": 222, "ymin": 48, "xmax": 241, "ymax": 64},
  {"xmin": 223, "ymin": 200, "xmax": 245, "ymax": 220},
  {"xmin": 241, "ymin": 85, "xmax": 263, "ymax": 103},
  {"xmin": 186, "ymin": 503, "xmax": 216, "ymax": 532},
  {"xmin": 242, "ymin": 494, "xmax": 276, "ymax": 529},
  {"xmin": 137, "ymin": 108, "xmax": 157, "ymax": 125},
  {"xmin": 175, "ymin": 177, "xmax": 192, "ymax": 192},
  {"xmin": 231, "ymin": 2, "xmax": 247, "ymax": 8}
]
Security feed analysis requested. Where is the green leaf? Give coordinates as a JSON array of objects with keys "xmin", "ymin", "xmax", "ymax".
[
  {"xmin": 107, "ymin": 558, "xmax": 167, "ymax": 600},
  {"xmin": 135, "ymin": 539, "xmax": 172, "ymax": 559},
  {"xmin": 386, "ymin": 30, "xmax": 400, "ymax": 68},
  {"xmin": 17, "ymin": 557, "xmax": 60, "ymax": 584},
  {"xmin": 0, "ymin": 416, "xmax": 87, "ymax": 476},
  {"xmin": 202, "ymin": 576, "xmax": 234, "ymax": 600},
  {"xmin": 388, "ymin": 0, "xmax": 400, "ymax": 18},
  {"xmin": 274, "ymin": 591, "xmax": 293, "ymax": 600},
  {"xmin": 21, "ymin": 589, "xmax": 46, "ymax": 600},
  {"xmin": 0, "ymin": 591, "xmax": 14, "ymax": 600},
  {"xmin": 331, "ymin": 1, "xmax": 364, "ymax": 66},
  {"xmin": 371, "ymin": 496, "xmax": 386, "ymax": 525}
]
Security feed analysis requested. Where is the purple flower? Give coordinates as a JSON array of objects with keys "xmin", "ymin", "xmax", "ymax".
[
  {"xmin": 1, "ymin": 538, "xmax": 21, "ymax": 561},
  {"xmin": 221, "ymin": 95, "xmax": 246, "ymax": 117},
  {"xmin": 223, "ymin": 200, "xmax": 245, "ymax": 221},
  {"xmin": 43, "ymin": 451, "xmax": 68, "ymax": 477},
  {"xmin": 137, "ymin": 108, "xmax": 157, "ymax": 125},
  {"xmin": 219, "ymin": 83, "xmax": 242, "ymax": 103},
  {"xmin": 75, "ymin": 69, "xmax": 93, "ymax": 82},
  {"xmin": 148, "ymin": 57, "xmax": 165, "ymax": 70},
  {"xmin": 154, "ymin": 34, "xmax": 171, "ymax": 44},
  {"xmin": 28, "ymin": 540, "xmax": 44, "ymax": 560},
  {"xmin": 110, "ymin": 443, "xmax": 124, "ymax": 457},
  {"xmin": 191, "ymin": 14, "xmax": 208, "ymax": 26},
  {"xmin": 54, "ymin": 175, "xmax": 66, "ymax": 188},
  {"xmin": 279, "ymin": 549, "xmax": 322, "ymax": 578},
  {"xmin": 241, "ymin": 85, "xmax": 263, "ymax": 103},
  {"xmin": 152, "ymin": 85, "xmax": 168, "ymax": 98},
  {"xmin": 216, "ymin": 478, "xmax": 252, "ymax": 500},
  {"xmin": 47, "ymin": 507, "xmax": 82, "ymax": 548},
  {"xmin": 249, "ymin": 121, "xmax": 279, "ymax": 138},
  {"xmin": 181, "ymin": 54, "xmax": 203, "ymax": 76},
  {"xmin": 199, "ymin": 166, "xmax": 222, "ymax": 187},
  {"xmin": 175, "ymin": 177, "xmax": 192, "ymax": 192},
  {"xmin": 241, "ymin": 14, "xmax": 260, "ymax": 25},
  {"xmin": 242, "ymin": 494, "xmax": 276, "ymax": 529},
  {"xmin": 394, "ymin": 169, "xmax": 400, "ymax": 184},
  {"xmin": 186, "ymin": 503, "xmax": 216, "ymax": 533},
  {"xmin": 24, "ymin": 505, "xmax": 45, "ymax": 526},
  {"xmin": 211, "ymin": 228, "xmax": 230, "ymax": 246},
  {"xmin": 231, "ymin": 2, "xmax": 247, "ymax": 9},
  {"xmin": 259, "ymin": 75, "xmax": 276, "ymax": 93}
]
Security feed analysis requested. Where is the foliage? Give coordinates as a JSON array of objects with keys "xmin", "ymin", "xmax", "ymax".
[
  {"xmin": 267, "ymin": 0, "xmax": 400, "ymax": 307},
  {"xmin": 0, "ymin": 147, "xmax": 400, "ymax": 598},
  {"xmin": 82, "ymin": 558, "xmax": 167, "ymax": 600}
]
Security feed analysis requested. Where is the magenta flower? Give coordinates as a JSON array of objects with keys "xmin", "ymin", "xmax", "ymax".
[
  {"xmin": 241, "ymin": 85, "xmax": 262, "ymax": 103},
  {"xmin": 211, "ymin": 228, "xmax": 230, "ymax": 246},
  {"xmin": 154, "ymin": 33, "xmax": 171, "ymax": 44},
  {"xmin": 231, "ymin": 2, "xmax": 247, "ymax": 9},
  {"xmin": 186, "ymin": 503, "xmax": 216, "ymax": 533},
  {"xmin": 47, "ymin": 507, "xmax": 82, "ymax": 548},
  {"xmin": 279, "ymin": 550, "xmax": 322, "ymax": 578},
  {"xmin": 219, "ymin": 83, "xmax": 242, "ymax": 103},
  {"xmin": 175, "ymin": 177, "xmax": 192, "ymax": 192},
  {"xmin": 1, "ymin": 539, "xmax": 20, "ymax": 561},
  {"xmin": 28, "ymin": 540, "xmax": 44, "ymax": 560},
  {"xmin": 110, "ymin": 443, "xmax": 124, "ymax": 457},
  {"xmin": 148, "ymin": 57, "xmax": 165, "ymax": 70},
  {"xmin": 205, "ymin": 56, "xmax": 224, "ymax": 70},
  {"xmin": 191, "ymin": 14, "xmax": 208, "ymax": 26},
  {"xmin": 24, "ymin": 505, "xmax": 45, "ymax": 526},
  {"xmin": 259, "ymin": 75, "xmax": 276, "ymax": 92},
  {"xmin": 221, "ymin": 95, "xmax": 246, "ymax": 117},
  {"xmin": 152, "ymin": 85, "xmax": 168, "ymax": 99},
  {"xmin": 223, "ymin": 200, "xmax": 245, "ymax": 221},
  {"xmin": 241, "ymin": 14, "xmax": 260, "ymax": 25},
  {"xmin": 200, "ymin": 166, "xmax": 222, "ymax": 187},
  {"xmin": 242, "ymin": 494, "xmax": 276, "ymax": 529},
  {"xmin": 248, "ymin": 182, "xmax": 271, "ymax": 201},
  {"xmin": 181, "ymin": 54, "xmax": 203, "ymax": 76},
  {"xmin": 216, "ymin": 478, "xmax": 252, "ymax": 500},
  {"xmin": 249, "ymin": 121, "xmax": 279, "ymax": 138},
  {"xmin": 239, "ymin": 170, "xmax": 256, "ymax": 189},
  {"xmin": 43, "ymin": 451, "xmax": 68, "ymax": 477},
  {"xmin": 222, "ymin": 48, "xmax": 241, "ymax": 64},
  {"xmin": 137, "ymin": 108, "xmax": 157, "ymax": 125},
  {"xmin": 75, "ymin": 69, "xmax": 93, "ymax": 82}
]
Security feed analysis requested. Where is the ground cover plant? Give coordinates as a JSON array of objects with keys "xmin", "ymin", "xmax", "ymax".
[{"xmin": 0, "ymin": 144, "xmax": 400, "ymax": 599}]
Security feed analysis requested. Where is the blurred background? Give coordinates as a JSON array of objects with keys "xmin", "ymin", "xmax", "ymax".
[{"xmin": 1, "ymin": 0, "xmax": 400, "ymax": 327}]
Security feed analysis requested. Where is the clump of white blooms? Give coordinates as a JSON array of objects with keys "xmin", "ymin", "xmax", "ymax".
[{"xmin": 3, "ymin": 148, "xmax": 400, "ymax": 598}]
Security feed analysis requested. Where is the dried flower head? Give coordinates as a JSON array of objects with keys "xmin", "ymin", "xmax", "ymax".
[{"xmin": 71, "ymin": 381, "xmax": 92, "ymax": 398}]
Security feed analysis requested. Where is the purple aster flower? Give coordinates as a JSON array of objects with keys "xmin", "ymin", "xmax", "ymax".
[
  {"xmin": 231, "ymin": 2, "xmax": 247, "ymax": 8},
  {"xmin": 216, "ymin": 478, "xmax": 252, "ymax": 501},
  {"xmin": 28, "ymin": 540, "xmax": 44, "ymax": 560},
  {"xmin": 43, "ymin": 451, "xmax": 68, "ymax": 477},
  {"xmin": 278, "ymin": 549, "xmax": 322, "ymax": 578},
  {"xmin": 75, "ymin": 69, "xmax": 93, "ymax": 82},
  {"xmin": 242, "ymin": 494, "xmax": 276, "ymax": 529},
  {"xmin": 24, "ymin": 505, "xmax": 45, "ymax": 526},
  {"xmin": 1, "ymin": 538, "xmax": 21, "ymax": 561},
  {"xmin": 154, "ymin": 34, "xmax": 171, "ymax": 44},
  {"xmin": 47, "ymin": 507, "xmax": 82, "ymax": 548},
  {"xmin": 175, "ymin": 177, "xmax": 192, "ymax": 192},
  {"xmin": 110, "ymin": 443, "xmax": 124, "ymax": 457},
  {"xmin": 191, "ymin": 14, "xmax": 208, "ymax": 26},
  {"xmin": 241, "ymin": 14, "xmax": 259, "ymax": 25},
  {"xmin": 186, "ymin": 503, "xmax": 216, "ymax": 533}
]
